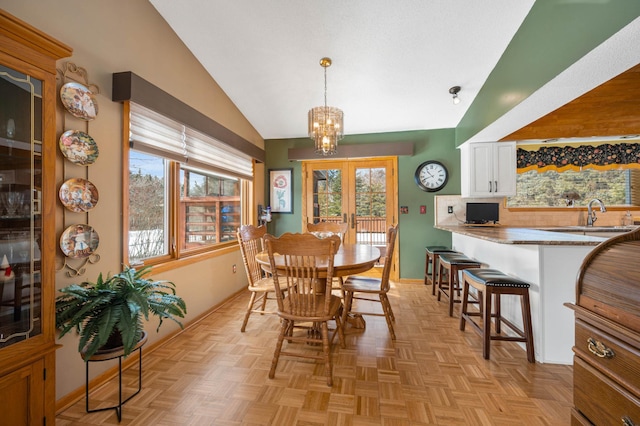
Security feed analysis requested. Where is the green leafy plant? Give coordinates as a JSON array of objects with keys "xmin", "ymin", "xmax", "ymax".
[{"xmin": 55, "ymin": 266, "xmax": 187, "ymax": 359}]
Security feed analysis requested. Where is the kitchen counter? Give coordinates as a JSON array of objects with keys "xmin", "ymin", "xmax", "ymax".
[
  {"xmin": 434, "ymin": 223, "xmax": 633, "ymax": 364},
  {"xmin": 435, "ymin": 224, "xmax": 612, "ymax": 245}
]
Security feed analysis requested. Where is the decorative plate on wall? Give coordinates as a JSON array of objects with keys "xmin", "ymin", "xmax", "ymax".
[
  {"xmin": 59, "ymin": 130, "xmax": 99, "ymax": 165},
  {"xmin": 60, "ymin": 82, "xmax": 98, "ymax": 120},
  {"xmin": 60, "ymin": 224, "xmax": 99, "ymax": 259},
  {"xmin": 59, "ymin": 178, "xmax": 99, "ymax": 212}
]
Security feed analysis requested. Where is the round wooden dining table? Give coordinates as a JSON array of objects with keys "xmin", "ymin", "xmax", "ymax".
[
  {"xmin": 255, "ymin": 243, "xmax": 381, "ymax": 331},
  {"xmin": 255, "ymin": 243, "xmax": 381, "ymax": 279}
]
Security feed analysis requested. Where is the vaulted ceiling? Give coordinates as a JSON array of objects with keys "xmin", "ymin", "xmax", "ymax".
[{"xmin": 148, "ymin": 1, "xmax": 536, "ymax": 139}]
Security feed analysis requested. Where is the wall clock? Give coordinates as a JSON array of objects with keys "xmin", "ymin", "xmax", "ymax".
[{"xmin": 414, "ymin": 160, "xmax": 449, "ymax": 192}]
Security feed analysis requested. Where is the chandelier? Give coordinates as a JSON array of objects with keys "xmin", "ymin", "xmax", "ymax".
[{"xmin": 308, "ymin": 57, "xmax": 344, "ymax": 156}]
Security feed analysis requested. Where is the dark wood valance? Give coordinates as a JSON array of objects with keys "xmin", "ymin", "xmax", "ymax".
[
  {"xmin": 112, "ymin": 71, "xmax": 265, "ymax": 163},
  {"xmin": 288, "ymin": 141, "xmax": 413, "ymax": 161}
]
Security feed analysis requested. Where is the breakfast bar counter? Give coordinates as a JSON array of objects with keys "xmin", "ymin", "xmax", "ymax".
[
  {"xmin": 435, "ymin": 225, "xmax": 607, "ymax": 245},
  {"xmin": 434, "ymin": 224, "xmax": 634, "ymax": 364}
]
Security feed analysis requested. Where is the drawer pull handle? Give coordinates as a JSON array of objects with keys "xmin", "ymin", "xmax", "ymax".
[
  {"xmin": 587, "ymin": 337, "xmax": 615, "ymax": 359},
  {"xmin": 622, "ymin": 416, "xmax": 636, "ymax": 426}
]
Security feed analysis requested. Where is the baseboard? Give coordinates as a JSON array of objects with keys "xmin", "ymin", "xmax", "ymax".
[{"xmin": 398, "ymin": 278, "xmax": 423, "ymax": 285}]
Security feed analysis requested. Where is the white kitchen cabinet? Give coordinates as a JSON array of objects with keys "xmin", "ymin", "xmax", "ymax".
[{"xmin": 460, "ymin": 141, "xmax": 516, "ymax": 197}]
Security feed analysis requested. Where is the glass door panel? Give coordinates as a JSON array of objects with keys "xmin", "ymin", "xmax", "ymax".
[
  {"xmin": 353, "ymin": 166, "xmax": 388, "ymax": 246},
  {"xmin": 314, "ymin": 168, "xmax": 343, "ymax": 222},
  {"xmin": 348, "ymin": 159, "xmax": 395, "ymax": 248},
  {"xmin": 0, "ymin": 64, "xmax": 43, "ymax": 347},
  {"xmin": 303, "ymin": 161, "xmax": 347, "ymax": 228}
]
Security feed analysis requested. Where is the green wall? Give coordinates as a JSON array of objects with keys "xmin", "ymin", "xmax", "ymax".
[
  {"xmin": 457, "ymin": 0, "xmax": 640, "ymax": 145},
  {"xmin": 265, "ymin": 129, "xmax": 458, "ymax": 280}
]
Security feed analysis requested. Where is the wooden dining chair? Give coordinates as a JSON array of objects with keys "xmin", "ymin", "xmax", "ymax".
[
  {"xmin": 264, "ymin": 232, "xmax": 345, "ymax": 386},
  {"xmin": 341, "ymin": 224, "xmax": 398, "ymax": 339},
  {"xmin": 237, "ymin": 224, "xmax": 283, "ymax": 332},
  {"xmin": 306, "ymin": 221, "xmax": 348, "ymax": 296}
]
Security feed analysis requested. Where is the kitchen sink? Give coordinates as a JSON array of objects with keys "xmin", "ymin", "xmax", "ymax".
[
  {"xmin": 536, "ymin": 225, "xmax": 638, "ymax": 237},
  {"xmin": 564, "ymin": 226, "xmax": 637, "ymax": 232}
]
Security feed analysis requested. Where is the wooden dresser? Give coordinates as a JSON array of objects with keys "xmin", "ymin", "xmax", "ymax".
[{"xmin": 566, "ymin": 228, "xmax": 640, "ymax": 425}]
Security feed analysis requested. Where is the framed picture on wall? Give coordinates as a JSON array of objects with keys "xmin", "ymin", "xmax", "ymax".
[{"xmin": 269, "ymin": 168, "xmax": 293, "ymax": 213}]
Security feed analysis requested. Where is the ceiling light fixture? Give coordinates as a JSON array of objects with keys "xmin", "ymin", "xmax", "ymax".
[
  {"xmin": 308, "ymin": 57, "xmax": 343, "ymax": 156},
  {"xmin": 449, "ymin": 86, "xmax": 461, "ymax": 105}
]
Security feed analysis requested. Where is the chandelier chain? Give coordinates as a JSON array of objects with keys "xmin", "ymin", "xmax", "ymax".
[{"xmin": 324, "ymin": 65, "xmax": 328, "ymax": 110}]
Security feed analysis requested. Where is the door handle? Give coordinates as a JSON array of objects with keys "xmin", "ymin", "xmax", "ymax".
[
  {"xmin": 343, "ymin": 213, "xmax": 347, "ymax": 223},
  {"xmin": 494, "ymin": 181, "xmax": 498, "ymax": 193},
  {"xmin": 351, "ymin": 213, "xmax": 355, "ymax": 229},
  {"xmin": 488, "ymin": 181, "xmax": 492, "ymax": 192}
]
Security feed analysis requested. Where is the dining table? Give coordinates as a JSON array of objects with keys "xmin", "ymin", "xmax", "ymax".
[
  {"xmin": 255, "ymin": 242, "xmax": 380, "ymax": 280},
  {"xmin": 255, "ymin": 242, "xmax": 381, "ymax": 330}
]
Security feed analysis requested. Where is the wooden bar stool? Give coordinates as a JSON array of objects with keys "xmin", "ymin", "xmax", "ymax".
[
  {"xmin": 424, "ymin": 246, "xmax": 458, "ymax": 295},
  {"xmin": 460, "ymin": 268, "xmax": 535, "ymax": 363},
  {"xmin": 437, "ymin": 253, "xmax": 481, "ymax": 316}
]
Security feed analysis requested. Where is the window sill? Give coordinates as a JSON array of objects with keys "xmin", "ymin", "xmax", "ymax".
[{"xmin": 133, "ymin": 242, "xmax": 240, "ymax": 276}]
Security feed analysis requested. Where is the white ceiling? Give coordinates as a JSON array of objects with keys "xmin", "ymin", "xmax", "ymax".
[{"xmin": 149, "ymin": 1, "xmax": 639, "ymax": 142}]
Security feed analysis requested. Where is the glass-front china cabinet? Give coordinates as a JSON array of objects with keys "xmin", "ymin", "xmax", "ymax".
[
  {"xmin": 0, "ymin": 10, "xmax": 71, "ymax": 425},
  {"xmin": 0, "ymin": 65, "xmax": 43, "ymax": 346}
]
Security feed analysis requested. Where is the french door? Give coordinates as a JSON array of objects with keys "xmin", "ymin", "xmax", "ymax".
[{"xmin": 302, "ymin": 157, "xmax": 397, "ymax": 266}]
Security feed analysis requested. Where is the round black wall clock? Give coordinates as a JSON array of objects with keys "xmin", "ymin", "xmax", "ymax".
[{"xmin": 414, "ymin": 160, "xmax": 449, "ymax": 192}]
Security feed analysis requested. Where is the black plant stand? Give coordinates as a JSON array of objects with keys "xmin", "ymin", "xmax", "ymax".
[{"xmin": 82, "ymin": 332, "xmax": 148, "ymax": 422}]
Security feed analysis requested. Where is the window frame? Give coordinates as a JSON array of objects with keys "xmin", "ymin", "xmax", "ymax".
[{"xmin": 122, "ymin": 102, "xmax": 251, "ymax": 269}]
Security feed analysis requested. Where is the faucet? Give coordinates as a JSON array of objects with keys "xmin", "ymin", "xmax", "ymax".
[{"xmin": 587, "ymin": 199, "xmax": 607, "ymax": 226}]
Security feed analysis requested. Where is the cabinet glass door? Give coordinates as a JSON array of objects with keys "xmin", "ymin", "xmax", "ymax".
[{"xmin": 0, "ymin": 64, "xmax": 43, "ymax": 347}]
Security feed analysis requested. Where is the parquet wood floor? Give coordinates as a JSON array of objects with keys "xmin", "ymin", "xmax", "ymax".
[{"xmin": 56, "ymin": 280, "xmax": 573, "ymax": 425}]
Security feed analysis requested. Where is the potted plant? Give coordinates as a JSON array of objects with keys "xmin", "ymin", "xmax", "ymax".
[{"xmin": 55, "ymin": 265, "xmax": 187, "ymax": 359}]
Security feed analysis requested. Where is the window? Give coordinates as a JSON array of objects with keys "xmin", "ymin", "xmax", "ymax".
[
  {"xmin": 126, "ymin": 103, "xmax": 252, "ymax": 265},
  {"xmin": 508, "ymin": 168, "xmax": 635, "ymax": 207},
  {"xmin": 129, "ymin": 150, "xmax": 169, "ymax": 262},
  {"xmin": 508, "ymin": 141, "xmax": 640, "ymax": 208},
  {"xmin": 180, "ymin": 166, "xmax": 241, "ymax": 251}
]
